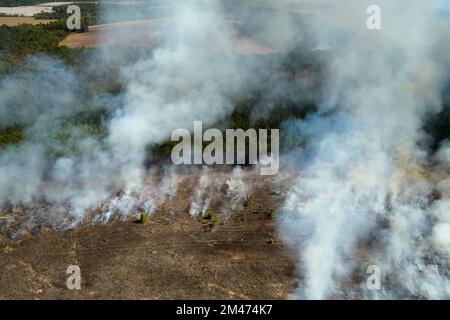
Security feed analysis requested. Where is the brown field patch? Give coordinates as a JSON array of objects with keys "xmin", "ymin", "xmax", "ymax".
[
  {"xmin": 0, "ymin": 171, "xmax": 297, "ymax": 299},
  {"xmin": 0, "ymin": 17, "xmax": 55, "ymax": 27},
  {"xmin": 60, "ymin": 19, "xmax": 276, "ymax": 55},
  {"xmin": 60, "ymin": 19, "xmax": 169, "ymax": 49}
]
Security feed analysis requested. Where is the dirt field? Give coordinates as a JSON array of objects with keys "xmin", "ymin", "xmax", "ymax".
[
  {"xmin": 287, "ymin": 0, "xmax": 373, "ymax": 36},
  {"xmin": 0, "ymin": 17, "xmax": 55, "ymax": 26},
  {"xmin": 0, "ymin": 171, "xmax": 297, "ymax": 299},
  {"xmin": 59, "ymin": 19, "xmax": 276, "ymax": 54},
  {"xmin": 60, "ymin": 19, "xmax": 170, "ymax": 48}
]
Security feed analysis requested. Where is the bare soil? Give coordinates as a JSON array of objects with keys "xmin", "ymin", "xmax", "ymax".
[
  {"xmin": 0, "ymin": 172, "xmax": 298, "ymax": 299},
  {"xmin": 59, "ymin": 19, "xmax": 276, "ymax": 55},
  {"xmin": 0, "ymin": 17, "xmax": 55, "ymax": 26}
]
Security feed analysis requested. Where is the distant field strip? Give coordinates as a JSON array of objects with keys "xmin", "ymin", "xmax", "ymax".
[
  {"xmin": 0, "ymin": 2, "xmax": 73, "ymax": 17},
  {"xmin": 0, "ymin": 16, "xmax": 55, "ymax": 26},
  {"xmin": 60, "ymin": 19, "xmax": 276, "ymax": 54}
]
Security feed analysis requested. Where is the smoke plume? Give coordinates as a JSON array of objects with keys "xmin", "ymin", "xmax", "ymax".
[
  {"xmin": 279, "ymin": 0, "xmax": 450, "ymax": 299},
  {"xmin": 0, "ymin": 0, "xmax": 298, "ymax": 230}
]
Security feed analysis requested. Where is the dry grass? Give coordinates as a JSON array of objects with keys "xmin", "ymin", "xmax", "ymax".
[
  {"xmin": 60, "ymin": 19, "xmax": 169, "ymax": 48},
  {"xmin": 59, "ymin": 19, "xmax": 276, "ymax": 55},
  {"xmin": 0, "ymin": 17, "xmax": 55, "ymax": 26},
  {"xmin": 0, "ymin": 171, "xmax": 297, "ymax": 299}
]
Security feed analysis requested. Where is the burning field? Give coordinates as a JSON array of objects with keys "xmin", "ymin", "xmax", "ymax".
[
  {"xmin": 1, "ymin": 0, "xmax": 450, "ymax": 300},
  {"xmin": 0, "ymin": 169, "xmax": 297, "ymax": 299}
]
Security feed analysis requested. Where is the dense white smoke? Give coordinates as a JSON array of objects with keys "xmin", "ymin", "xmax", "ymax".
[
  {"xmin": 189, "ymin": 167, "xmax": 215, "ymax": 217},
  {"xmin": 188, "ymin": 166, "xmax": 253, "ymax": 219},
  {"xmin": 103, "ymin": 165, "xmax": 180, "ymax": 221},
  {"xmin": 280, "ymin": 0, "xmax": 450, "ymax": 299},
  {"xmin": 224, "ymin": 166, "xmax": 250, "ymax": 212},
  {"xmin": 0, "ymin": 0, "xmax": 297, "ymax": 230},
  {"xmin": 0, "ymin": 1, "xmax": 248, "ymax": 222},
  {"xmin": 106, "ymin": 1, "xmax": 246, "ymax": 185}
]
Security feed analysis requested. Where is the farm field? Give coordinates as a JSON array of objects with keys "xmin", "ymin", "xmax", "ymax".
[
  {"xmin": 0, "ymin": 6, "xmax": 52, "ymax": 17},
  {"xmin": 0, "ymin": 3, "xmax": 61, "ymax": 17},
  {"xmin": 59, "ymin": 19, "xmax": 171, "ymax": 48},
  {"xmin": 0, "ymin": 171, "xmax": 297, "ymax": 299},
  {"xmin": 0, "ymin": 16, "xmax": 55, "ymax": 26},
  {"xmin": 59, "ymin": 19, "xmax": 276, "ymax": 54}
]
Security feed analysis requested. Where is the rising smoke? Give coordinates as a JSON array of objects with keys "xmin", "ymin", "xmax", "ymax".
[
  {"xmin": 0, "ymin": 1, "xmax": 298, "ymax": 231},
  {"xmin": 279, "ymin": 0, "xmax": 450, "ymax": 299}
]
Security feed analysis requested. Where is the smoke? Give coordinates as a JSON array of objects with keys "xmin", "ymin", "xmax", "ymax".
[
  {"xmin": 279, "ymin": 0, "xmax": 450, "ymax": 299},
  {"xmin": 224, "ymin": 166, "xmax": 250, "ymax": 212},
  {"xmin": 103, "ymin": 165, "xmax": 180, "ymax": 221},
  {"xmin": 0, "ymin": 55, "xmax": 109, "ymax": 213},
  {"xmin": 188, "ymin": 166, "xmax": 254, "ymax": 220},
  {"xmin": 0, "ymin": 0, "xmax": 294, "ymax": 231}
]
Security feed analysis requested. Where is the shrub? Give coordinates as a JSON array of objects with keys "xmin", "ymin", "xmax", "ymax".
[
  {"xmin": 245, "ymin": 195, "xmax": 254, "ymax": 208},
  {"xmin": 200, "ymin": 209, "xmax": 223, "ymax": 226},
  {"xmin": 139, "ymin": 213, "xmax": 149, "ymax": 224},
  {"xmin": 0, "ymin": 127, "xmax": 23, "ymax": 147}
]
